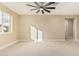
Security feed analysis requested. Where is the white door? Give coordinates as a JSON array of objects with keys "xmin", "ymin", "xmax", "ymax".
[
  {"xmin": 31, "ymin": 26, "xmax": 37, "ymax": 41},
  {"xmin": 38, "ymin": 30, "xmax": 43, "ymax": 42},
  {"xmin": 31, "ymin": 26, "xmax": 43, "ymax": 42}
]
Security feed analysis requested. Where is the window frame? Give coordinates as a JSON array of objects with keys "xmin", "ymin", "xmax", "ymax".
[{"xmin": 0, "ymin": 10, "xmax": 12, "ymax": 34}]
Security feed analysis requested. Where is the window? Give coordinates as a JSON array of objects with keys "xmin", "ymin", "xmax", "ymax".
[
  {"xmin": 31, "ymin": 25, "xmax": 37, "ymax": 41},
  {"xmin": 31, "ymin": 26, "xmax": 43, "ymax": 42},
  {"xmin": 0, "ymin": 11, "xmax": 12, "ymax": 33}
]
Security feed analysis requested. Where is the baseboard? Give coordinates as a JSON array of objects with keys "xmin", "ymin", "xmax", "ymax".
[
  {"xmin": 0, "ymin": 40, "xmax": 18, "ymax": 50},
  {"xmin": 18, "ymin": 39, "xmax": 31, "ymax": 42},
  {"xmin": 44, "ymin": 39, "xmax": 65, "ymax": 42},
  {"xmin": 18, "ymin": 39, "xmax": 66, "ymax": 42},
  {"xmin": 18, "ymin": 39, "xmax": 79, "ymax": 42}
]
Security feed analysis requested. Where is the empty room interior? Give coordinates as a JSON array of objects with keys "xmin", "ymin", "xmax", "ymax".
[{"xmin": 0, "ymin": 2, "xmax": 79, "ymax": 56}]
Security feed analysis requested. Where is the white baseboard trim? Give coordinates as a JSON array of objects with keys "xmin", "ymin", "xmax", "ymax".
[
  {"xmin": 18, "ymin": 39, "xmax": 31, "ymax": 42},
  {"xmin": 18, "ymin": 39, "xmax": 79, "ymax": 42},
  {"xmin": 44, "ymin": 39, "xmax": 65, "ymax": 41},
  {"xmin": 18, "ymin": 39, "xmax": 66, "ymax": 42},
  {"xmin": 0, "ymin": 40, "xmax": 18, "ymax": 50}
]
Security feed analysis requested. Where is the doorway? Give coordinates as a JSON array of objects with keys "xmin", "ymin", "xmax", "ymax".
[{"xmin": 65, "ymin": 18, "xmax": 75, "ymax": 41}]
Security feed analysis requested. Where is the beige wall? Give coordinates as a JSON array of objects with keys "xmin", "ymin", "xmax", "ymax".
[
  {"xmin": 0, "ymin": 3, "xmax": 79, "ymax": 46},
  {"xmin": 18, "ymin": 15, "xmax": 79, "ymax": 41},
  {"xmin": 0, "ymin": 4, "xmax": 19, "ymax": 46}
]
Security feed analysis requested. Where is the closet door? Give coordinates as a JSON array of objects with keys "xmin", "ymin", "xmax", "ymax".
[
  {"xmin": 38, "ymin": 30, "xmax": 43, "ymax": 42},
  {"xmin": 31, "ymin": 26, "xmax": 43, "ymax": 42},
  {"xmin": 31, "ymin": 26, "xmax": 37, "ymax": 41}
]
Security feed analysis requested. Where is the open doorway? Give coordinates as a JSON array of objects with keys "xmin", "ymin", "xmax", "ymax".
[{"xmin": 65, "ymin": 18, "xmax": 76, "ymax": 41}]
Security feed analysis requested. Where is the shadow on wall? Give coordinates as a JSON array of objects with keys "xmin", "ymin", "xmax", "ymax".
[{"xmin": 31, "ymin": 25, "xmax": 43, "ymax": 42}]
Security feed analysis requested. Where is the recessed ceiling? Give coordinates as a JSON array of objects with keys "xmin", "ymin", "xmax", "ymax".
[{"xmin": 1, "ymin": 2, "xmax": 79, "ymax": 15}]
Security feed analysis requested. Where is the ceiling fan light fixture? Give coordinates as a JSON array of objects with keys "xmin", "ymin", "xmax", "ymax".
[
  {"xmin": 26, "ymin": 2, "xmax": 56, "ymax": 14},
  {"xmin": 40, "ymin": 8, "xmax": 43, "ymax": 10}
]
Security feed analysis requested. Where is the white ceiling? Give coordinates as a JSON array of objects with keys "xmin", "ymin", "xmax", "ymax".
[{"xmin": 1, "ymin": 2, "xmax": 79, "ymax": 15}]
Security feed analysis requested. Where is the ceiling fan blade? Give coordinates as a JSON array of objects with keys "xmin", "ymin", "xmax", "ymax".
[
  {"xmin": 45, "ymin": 7, "xmax": 56, "ymax": 9},
  {"xmin": 42, "ymin": 10, "xmax": 44, "ymax": 14},
  {"xmin": 44, "ymin": 2, "xmax": 55, "ymax": 6},
  {"xmin": 36, "ymin": 9, "xmax": 40, "ymax": 13},
  {"xmin": 34, "ymin": 2, "xmax": 40, "ymax": 6},
  {"xmin": 26, "ymin": 4, "xmax": 37, "ymax": 7},
  {"xmin": 30, "ymin": 8, "xmax": 38, "ymax": 11},
  {"xmin": 43, "ymin": 8, "xmax": 50, "ymax": 13}
]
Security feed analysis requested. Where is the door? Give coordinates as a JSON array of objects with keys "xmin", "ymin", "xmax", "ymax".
[
  {"xmin": 31, "ymin": 26, "xmax": 43, "ymax": 42},
  {"xmin": 38, "ymin": 30, "xmax": 43, "ymax": 42},
  {"xmin": 65, "ymin": 18, "xmax": 74, "ymax": 41}
]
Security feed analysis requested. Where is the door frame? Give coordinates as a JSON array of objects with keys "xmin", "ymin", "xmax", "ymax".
[{"xmin": 65, "ymin": 18, "xmax": 77, "ymax": 41}]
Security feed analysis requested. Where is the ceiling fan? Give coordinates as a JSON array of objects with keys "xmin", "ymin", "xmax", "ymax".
[{"xmin": 26, "ymin": 2, "xmax": 56, "ymax": 14}]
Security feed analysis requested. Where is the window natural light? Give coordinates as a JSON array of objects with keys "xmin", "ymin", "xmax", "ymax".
[{"xmin": 0, "ymin": 11, "xmax": 12, "ymax": 33}]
